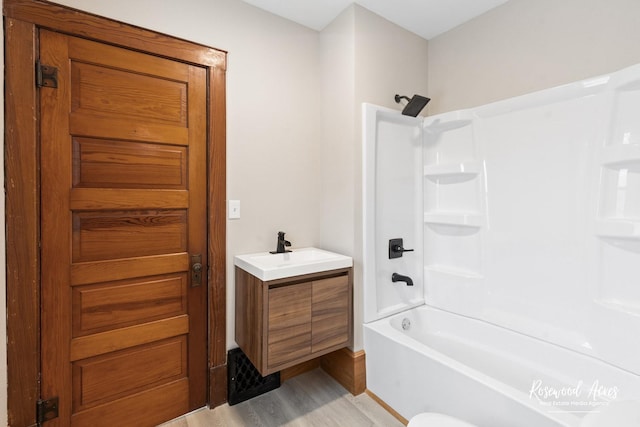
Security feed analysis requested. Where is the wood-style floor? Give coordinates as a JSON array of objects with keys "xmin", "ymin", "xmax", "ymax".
[{"xmin": 160, "ymin": 368, "xmax": 405, "ymax": 427}]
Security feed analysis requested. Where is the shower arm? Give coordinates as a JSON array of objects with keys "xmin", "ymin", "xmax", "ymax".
[{"xmin": 394, "ymin": 93, "xmax": 430, "ymax": 117}]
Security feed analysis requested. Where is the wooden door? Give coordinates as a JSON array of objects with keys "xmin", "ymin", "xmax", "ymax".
[{"xmin": 40, "ymin": 30, "xmax": 208, "ymax": 427}]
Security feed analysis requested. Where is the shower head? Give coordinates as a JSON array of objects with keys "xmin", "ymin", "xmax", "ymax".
[{"xmin": 394, "ymin": 94, "xmax": 430, "ymax": 117}]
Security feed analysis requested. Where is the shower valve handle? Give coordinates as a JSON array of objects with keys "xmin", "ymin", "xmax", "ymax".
[
  {"xmin": 392, "ymin": 245, "xmax": 413, "ymax": 253},
  {"xmin": 389, "ymin": 238, "xmax": 414, "ymax": 259}
]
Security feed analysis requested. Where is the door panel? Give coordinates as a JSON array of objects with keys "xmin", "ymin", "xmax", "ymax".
[
  {"xmin": 71, "ymin": 253, "xmax": 190, "ymax": 286},
  {"xmin": 70, "ymin": 62, "xmax": 188, "ymax": 125},
  {"xmin": 72, "ymin": 336, "xmax": 187, "ymax": 411},
  {"xmin": 40, "ymin": 30, "xmax": 207, "ymax": 426},
  {"xmin": 72, "ymin": 274, "xmax": 187, "ymax": 336},
  {"xmin": 73, "ymin": 138, "xmax": 188, "ymax": 189},
  {"xmin": 71, "ymin": 209, "xmax": 188, "ymax": 262},
  {"xmin": 70, "ymin": 380, "xmax": 190, "ymax": 427},
  {"xmin": 69, "ymin": 316, "xmax": 189, "ymax": 362}
]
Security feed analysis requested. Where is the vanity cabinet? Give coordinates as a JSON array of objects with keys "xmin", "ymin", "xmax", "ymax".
[{"xmin": 235, "ymin": 266, "xmax": 353, "ymax": 376}]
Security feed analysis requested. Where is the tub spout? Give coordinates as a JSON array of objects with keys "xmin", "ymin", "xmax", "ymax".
[{"xmin": 392, "ymin": 272, "xmax": 413, "ymax": 286}]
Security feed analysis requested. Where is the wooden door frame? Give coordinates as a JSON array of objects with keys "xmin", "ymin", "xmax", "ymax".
[{"xmin": 4, "ymin": 1, "xmax": 227, "ymax": 425}]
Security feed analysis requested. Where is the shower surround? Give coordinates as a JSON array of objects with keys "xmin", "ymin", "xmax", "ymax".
[{"xmin": 362, "ymin": 64, "xmax": 640, "ymax": 425}]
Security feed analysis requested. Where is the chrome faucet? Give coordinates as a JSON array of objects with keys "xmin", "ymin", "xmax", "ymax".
[
  {"xmin": 392, "ymin": 272, "xmax": 413, "ymax": 286},
  {"xmin": 270, "ymin": 231, "xmax": 292, "ymax": 254}
]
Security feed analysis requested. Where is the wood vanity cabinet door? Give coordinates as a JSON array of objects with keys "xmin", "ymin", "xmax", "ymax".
[
  {"xmin": 312, "ymin": 276, "xmax": 350, "ymax": 353},
  {"xmin": 267, "ymin": 283, "xmax": 312, "ymax": 369}
]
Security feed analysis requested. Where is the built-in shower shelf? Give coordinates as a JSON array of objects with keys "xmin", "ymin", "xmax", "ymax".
[
  {"xmin": 425, "ymin": 265, "xmax": 483, "ymax": 280},
  {"xmin": 424, "ymin": 211, "xmax": 483, "ymax": 228},
  {"xmin": 601, "ymin": 145, "xmax": 640, "ymax": 168},
  {"xmin": 596, "ymin": 219, "xmax": 640, "ymax": 239},
  {"xmin": 423, "ymin": 162, "xmax": 481, "ymax": 179}
]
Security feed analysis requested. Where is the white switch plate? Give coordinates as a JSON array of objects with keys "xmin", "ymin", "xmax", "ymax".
[{"xmin": 228, "ymin": 200, "xmax": 241, "ymax": 219}]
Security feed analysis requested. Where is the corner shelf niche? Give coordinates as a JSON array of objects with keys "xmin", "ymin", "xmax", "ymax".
[
  {"xmin": 597, "ymin": 144, "xmax": 640, "ymax": 239},
  {"xmin": 423, "ymin": 161, "xmax": 481, "ymax": 181},
  {"xmin": 596, "ymin": 219, "xmax": 640, "ymax": 239},
  {"xmin": 601, "ymin": 145, "xmax": 640, "ymax": 167},
  {"xmin": 424, "ymin": 211, "xmax": 483, "ymax": 228}
]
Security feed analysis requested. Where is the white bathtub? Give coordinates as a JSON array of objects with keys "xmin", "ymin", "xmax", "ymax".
[{"xmin": 363, "ymin": 305, "xmax": 640, "ymax": 427}]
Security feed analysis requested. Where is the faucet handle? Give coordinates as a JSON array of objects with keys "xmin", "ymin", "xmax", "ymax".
[
  {"xmin": 392, "ymin": 244, "xmax": 413, "ymax": 253},
  {"xmin": 270, "ymin": 231, "xmax": 292, "ymax": 254},
  {"xmin": 389, "ymin": 238, "xmax": 414, "ymax": 259}
]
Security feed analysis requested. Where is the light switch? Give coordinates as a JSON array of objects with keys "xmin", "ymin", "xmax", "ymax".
[{"xmin": 228, "ymin": 200, "xmax": 241, "ymax": 219}]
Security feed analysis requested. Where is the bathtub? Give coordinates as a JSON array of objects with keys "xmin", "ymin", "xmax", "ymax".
[{"xmin": 363, "ymin": 305, "xmax": 640, "ymax": 427}]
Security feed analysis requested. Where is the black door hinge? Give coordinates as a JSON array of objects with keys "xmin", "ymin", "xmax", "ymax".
[
  {"xmin": 36, "ymin": 397, "xmax": 59, "ymax": 425},
  {"xmin": 36, "ymin": 61, "xmax": 58, "ymax": 88}
]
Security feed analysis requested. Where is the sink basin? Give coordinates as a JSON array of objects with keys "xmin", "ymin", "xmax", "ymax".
[{"xmin": 234, "ymin": 247, "xmax": 353, "ymax": 281}]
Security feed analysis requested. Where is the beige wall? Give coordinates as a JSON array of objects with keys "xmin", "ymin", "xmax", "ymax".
[
  {"xmin": 428, "ymin": 0, "xmax": 640, "ymax": 114},
  {"xmin": 354, "ymin": 6, "xmax": 430, "ymax": 113},
  {"xmin": 353, "ymin": 6, "xmax": 429, "ymax": 348},
  {"xmin": 319, "ymin": 6, "xmax": 356, "ymax": 258},
  {"xmin": 319, "ymin": 5, "xmax": 429, "ymax": 349},
  {"xmin": 352, "ymin": 6, "xmax": 429, "ymax": 348}
]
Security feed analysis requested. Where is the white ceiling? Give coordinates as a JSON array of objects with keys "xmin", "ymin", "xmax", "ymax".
[{"xmin": 241, "ymin": 0, "xmax": 510, "ymax": 40}]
